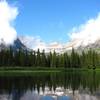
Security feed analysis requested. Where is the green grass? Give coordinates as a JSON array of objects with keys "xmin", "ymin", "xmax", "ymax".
[
  {"xmin": 0, "ymin": 67, "xmax": 99, "ymax": 74},
  {"xmin": 0, "ymin": 70, "xmax": 61, "ymax": 76},
  {"xmin": 0, "ymin": 67, "xmax": 65, "ymax": 76},
  {"xmin": 0, "ymin": 66, "xmax": 99, "ymax": 71},
  {"xmin": 0, "ymin": 67, "xmax": 100, "ymax": 76},
  {"xmin": 0, "ymin": 67, "xmax": 65, "ymax": 71},
  {"xmin": 0, "ymin": 67, "xmax": 63, "ymax": 76}
]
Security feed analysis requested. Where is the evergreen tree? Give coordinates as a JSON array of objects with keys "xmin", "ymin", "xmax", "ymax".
[
  {"xmin": 36, "ymin": 49, "xmax": 41, "ymax": 67},
  {"xmin": 58, "ymin": 54, "xmax": 64, "ymax": 67},
  {"xmin": 50, "ymin": 51, "xmax": 57, "ymax": 67},
  {"xmin": 46, "ymin": 52, "xmax": 52, "ymax": 67},
  {"xmin": 0, "ymin": 46, "xmax": 99, "ymax": 69},
  {"xmin": 41, "ymin": 50, "xmax": 47, "ymax": 67}
]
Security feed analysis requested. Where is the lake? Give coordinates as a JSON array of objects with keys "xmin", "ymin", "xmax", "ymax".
[{"xmin": 0, "ymin": 70, "xmax": 100, "ymax": 100}]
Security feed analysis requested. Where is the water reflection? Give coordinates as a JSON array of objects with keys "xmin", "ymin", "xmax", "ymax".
[{"xmin": 0, "ymin": 71, "xmax": 100, "ymax": 100}]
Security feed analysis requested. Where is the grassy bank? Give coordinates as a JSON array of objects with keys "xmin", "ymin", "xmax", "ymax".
[
  {"xmin": 0, "ymin": 67, "xmax": 99, "ymax": 76},
  {"xmin": 0, "ymin": 67, "xmax": 99, "ymax": 72},
  {"xmin": 0, "ymin": 66, "xmax": 93, "ymax": 71},
  {"xmin": 0, "ymin": 67, "xmax": 64, "ymax": 76},
  {"xmin": 0, "ymin": 66, "xmax": 99, "ymax": 72},
  {"xmin": 0, "ymin": 67, "xmax": 63, "ymax": 76}
]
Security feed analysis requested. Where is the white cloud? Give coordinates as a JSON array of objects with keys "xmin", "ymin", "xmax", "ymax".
[
  {"xmin": 19, "ymin": 35, "xmax": 46, "ymax": 51},
  {"xmin": 0, "ymin": 0, "xmax": 18, "ymax": 44},
  {"xmin": 69, "ymin": 13, "xmax": 100, "ymax": 46},
  {"xmin": 19, "ymin": 35, "xmax": 64, "ymax": 53}
]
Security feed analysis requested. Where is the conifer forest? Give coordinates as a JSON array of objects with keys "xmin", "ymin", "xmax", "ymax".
[{"xmin": 0, "ymin": 48, "xmax": 99, "ymax": 69}]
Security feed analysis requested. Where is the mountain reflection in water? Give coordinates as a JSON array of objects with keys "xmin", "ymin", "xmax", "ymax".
[{"xmin": 0, "ymin": 71, "xmax": 100, "ymax": 100}]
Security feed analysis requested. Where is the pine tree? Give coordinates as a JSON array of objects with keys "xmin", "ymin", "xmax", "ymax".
[
  {"xmin": 41, "ymin": 50, "xmax": 47, "ymax": 67},
  {"xmin": 59, "ymin": 54, "xmax": 64, "ymax": 67},
  {"xmin": 36, "ymin": 49, "xmax": 41, "ymax": 67},
  {"xmin": 50, "ymin": 51, "xmax": 57, "ymax": 67}
]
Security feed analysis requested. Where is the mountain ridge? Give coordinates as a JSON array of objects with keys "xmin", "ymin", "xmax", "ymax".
[
  {"xmin": 19, "ymin": 36, "xmax": 100, "ymax": 52},
  {"xmin": 0, "ymin": 38, "xmax": 28, "ymax": 51},
  {"xmin": 0, "ymin": 37, "xmax": 100, "ymax": 53}
]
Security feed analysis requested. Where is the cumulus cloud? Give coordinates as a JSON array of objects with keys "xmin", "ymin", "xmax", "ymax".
[
  {"xmin": 19, "ymin": 35, "xmax": 64, "ymax": 52},
  {"xmin": 19, "ymin": 35, "xmax": 46, "ymax": 51},
  {"xmin": 0, "ymin": 0, "xmax": 18, "ymax": 44},
  {"xmin": 69, "ymin": 13, "xmax": 100, "ymax": 46}
]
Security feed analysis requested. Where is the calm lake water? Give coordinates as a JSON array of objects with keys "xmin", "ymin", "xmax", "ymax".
[{"xmin": 0, "ymin": 70, "xmax": 100, "ymax": 100}]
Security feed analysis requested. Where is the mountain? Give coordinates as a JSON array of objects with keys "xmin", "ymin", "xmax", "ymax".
[
  {"xmin": 11, "ymin": 38, "xmax": 28, "ymax": 51},
  {"xmin": 8, "ymin": 36, "xmax": 100, "ymax": 53},
  {"xmin": 0, "ymin": 38, "xmax": 28, "ymax": 51},
  {"xmin": 19, "ymin": 36, "xmax": 46, "ymax": 51},
  {"xmin": 64, "ymin": 38, "xmax": 100, "ymax": 51},
  {"xmin": 19, "ymin": 36, "xmax": 66, "ymax": 53},
  {"xmin": 85, "ymin": 39, "xmax": 100, "ymax": 49},
  {"xmin": 0, "ymin": 39, "xmax": 7, "ymax": 50}
]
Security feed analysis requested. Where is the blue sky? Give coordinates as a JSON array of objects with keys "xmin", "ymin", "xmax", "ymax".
[{"xmin": 8, "ymin": 0, "xmax": 100, "ymax": 43}]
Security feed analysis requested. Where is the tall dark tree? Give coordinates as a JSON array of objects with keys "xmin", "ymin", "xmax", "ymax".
[
  {"xmin": 41, "ymin": 50, "xmax": 47, "ymax": 67},
  {"xmin": 36, "ymin": 49, "xmax": 41, "ymax": 67},
  {"xmin": 50, "ymin": 51, "xmax": 57, "ymax": 67}
]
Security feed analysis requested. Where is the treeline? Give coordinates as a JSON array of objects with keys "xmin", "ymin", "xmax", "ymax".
[{"xmin": 0, "ymin": 48, "xmax": 100, "ymax": 69}]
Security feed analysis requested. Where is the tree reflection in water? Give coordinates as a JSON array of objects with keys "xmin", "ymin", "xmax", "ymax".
[{"xmin": 0, "ymin": 71, "xmax": 100, "ymax": 100}]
